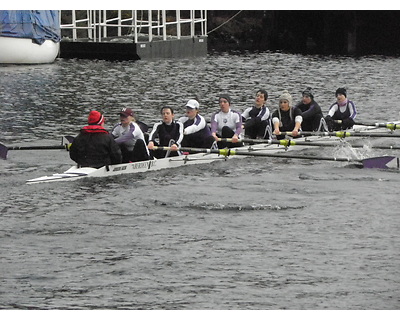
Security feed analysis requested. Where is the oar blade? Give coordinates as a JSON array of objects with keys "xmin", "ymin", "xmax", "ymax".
[
  {"xmin": 0, "ymin": 143, "xmax": 8, "ymax": 160},
  {"xmin": 62, "ymin": 135, "xmax": 74, "ymax": 144},
  {"xmin": 362, "ymin": 156, "xmax": 397, "ymax": 169}
]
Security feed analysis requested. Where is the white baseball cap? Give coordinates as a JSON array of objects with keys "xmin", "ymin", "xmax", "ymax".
[{"xmin": 185, "ymin": 99, "xmax": 199, "ymax": 110}]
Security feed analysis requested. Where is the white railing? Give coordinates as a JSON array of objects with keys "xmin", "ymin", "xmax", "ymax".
[{"xmin": 60, "ymin": 10, "xmax": 207, "ymax": 42}]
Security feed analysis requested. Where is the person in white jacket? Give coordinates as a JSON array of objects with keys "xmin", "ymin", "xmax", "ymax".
[
  {"xmin": 178, "ymin": 99, "xmax": 214, "ymax": 148},
  {"xmin": 111, "ymin": 107, "xmax": 150, "ymax": 162},
  {"xmin": 210, "ymin": 94, "xmax": 243, "ymax": 148}
]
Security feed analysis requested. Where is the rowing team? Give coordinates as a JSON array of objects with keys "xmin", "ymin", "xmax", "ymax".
[{"xmin": 69, "ymin": 87, "xmax": 356, "ymax": 169}]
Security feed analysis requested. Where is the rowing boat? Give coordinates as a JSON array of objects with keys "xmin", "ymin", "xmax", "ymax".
[
  {"xmin": 25, "ymin": 123, "xmax": 400, "ymax": 184},
  {"xmin": 28, "ymin": 138, "xmax": 314, "ymax": 184}
]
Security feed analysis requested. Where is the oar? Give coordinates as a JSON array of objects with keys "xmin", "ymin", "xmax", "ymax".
[
  {"xmin": 153, "ymin": 146, "xmax": 397, "ymax": 169},
  {"xmin": 335, "ymin": 120, "xmax": 399, "ymax": 130},
  {"xmin": 219, "ymin": 138, "xmax": 400, "ymax": 150},
  {"xmin": 0, "ymin": 143, "xmax": 68, "ymax": 160},
  {"xmin": 0, "ymin": 136, "xmax": 72, "ymax": 160},
  {"xmin": 283, "ymin": 131, "xmax": 400, "ymax": 138}
]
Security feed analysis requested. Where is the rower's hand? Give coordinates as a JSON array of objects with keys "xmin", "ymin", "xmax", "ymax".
[
  {"xmin": 147, "ymin": 141, "xmax": 154, "ymax": 150},
  {"xmin": 273, "ymin": 129, "xmax": 281, "ymax": 136},
  {"xmin": 292, "ymin": 129, "xmax": 299, "ymax": 137},
  {"xmin": 212, "ymin": 133, "xmax": 219, "ymax": 141},
  {"xmin": 170, "ymin": 144, "xmax": 178, "ymax": 151},
  {"xmin": 231, "ymin": 134, "xmax": 239, "ymax": 143}
]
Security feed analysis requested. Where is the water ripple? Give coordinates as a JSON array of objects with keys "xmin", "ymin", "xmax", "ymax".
[{"xmin": 1, "ymin": 53, "xmax": 400, "ymax": 310}]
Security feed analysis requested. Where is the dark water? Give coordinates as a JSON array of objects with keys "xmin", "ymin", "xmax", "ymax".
[{"xmin": 1, "ymin": 52, "xmax": 400, "ymax": 310}]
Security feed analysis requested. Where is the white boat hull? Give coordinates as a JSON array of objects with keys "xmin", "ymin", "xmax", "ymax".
[
  {"xmin": 0, "ymin": 36, "xmax": 59, "ymax": 64},
  {"xmin": 26, "ymin": 152, "xmax": 240, "ymax": 184},
  {"xmin": 28, "ymin": 139, "xmax": 310, "ymax": 184}
]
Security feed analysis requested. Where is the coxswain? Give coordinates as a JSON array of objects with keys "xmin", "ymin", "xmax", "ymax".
[{"xmin": 69, "ymin": 110, "xmax": 122, "ymax": 168}]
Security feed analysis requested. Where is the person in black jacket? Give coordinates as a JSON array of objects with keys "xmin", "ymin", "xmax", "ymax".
[
  {"xmin": 294, "ymin": 87, "xmax": 323, "ymax": 131},
  {"xmin": 272, "ymin": 90, "xmax": 303, "ymax": 140},
  {"xmin": 241, "ymin": 89, "xmax": 272, "ymax": 139},
  {"xmin": 147, "ymin": 106, "xmax": 184, "ymax": 158},
  {"xmin": 324, "ymin": 87, "xmax": 357, "ymax": 131},
  {"xmin": 69, "ymin": 110, "xmax": 122, "ymax": 168}
]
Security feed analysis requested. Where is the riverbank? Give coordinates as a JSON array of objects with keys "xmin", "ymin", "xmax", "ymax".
[{"xmin": 207, "ymin": 11, "xmax": 400, "ymax": 56}]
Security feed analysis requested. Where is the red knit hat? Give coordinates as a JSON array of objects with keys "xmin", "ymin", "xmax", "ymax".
[{"xmin": 88, "ymin": 110, "xmax": 104, "ymax": 125}]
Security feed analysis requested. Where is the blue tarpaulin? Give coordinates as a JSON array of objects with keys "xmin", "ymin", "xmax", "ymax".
[{"xmin": 0, "ymin": 10, "xmax": 60, "ymax": 44}]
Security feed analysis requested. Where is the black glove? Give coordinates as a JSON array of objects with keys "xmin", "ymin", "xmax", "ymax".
[
  {"xmin": 341, "ymin": 118, "xmax": 355, "ymax": 129},
  {"xmin": 324, "ymin": 115, "xmax": 334, "ymax": 132}
]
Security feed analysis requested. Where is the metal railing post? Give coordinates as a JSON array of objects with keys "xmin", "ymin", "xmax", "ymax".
[
  {"xmin": 133, "ymin": 10, "xmax": 137, "ymax": 43},
  {"xmin": 87, "ymin": 10, "xmax": 92, "ymax": 39},
  {"xmin": 162, "ymin": 10, "xmax": 166, "ymax": 40},
  {"xmin": 118, "ymin": 10, "xmax": 121, "ymax": 37},
  {"xmin": 103, "ymin": 10, "xmax": 107, "ymax": 40},
  {"xmin": 148, "ymin": 10, "xmax": 152, "ymax": 42},
  {"xmin": 72, "ymin": 10, "xmax": 77, "ymax": 41},
  {"xmin": 93, "ymin": 10, "xmax": 97, "ymax": 42},
  {"xmin": 190, "ymin": 10, "xmax": 194, "ymax": 38},
  {"xmin": 177, "ymin": 10, "xmax": 181, "ymax": 39}
]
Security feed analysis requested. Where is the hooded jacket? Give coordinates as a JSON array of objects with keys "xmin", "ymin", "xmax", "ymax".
[{"xmin": 69, "ymin": 125, "xmax": 122, "ymax": 168}]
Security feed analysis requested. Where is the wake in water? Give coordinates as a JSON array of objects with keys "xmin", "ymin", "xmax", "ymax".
[
  {"xmin": 331, "ymin": 140, "xmax": 377, "ymax": 160},
  {"xmin": 153, "ymin": 200, "xmax": 305, "ymax": 211}
]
